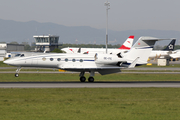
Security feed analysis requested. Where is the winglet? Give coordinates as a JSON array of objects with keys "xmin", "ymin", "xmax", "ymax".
[{"xmin": 128, "ymin": 57, "xmax": 139, "ymax": 68}]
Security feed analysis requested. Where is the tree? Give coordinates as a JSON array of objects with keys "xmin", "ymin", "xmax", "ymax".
[
  {"xmin": 10, "ymin": 41, "xmax": 18, "ymax": 44},
  {"xmin": 24, "ymin": 44, "xmax": 31, "ymax": 51},
  {"xmin": 51, "ymin": 48, "xmax": 64, "ymax": 53}
]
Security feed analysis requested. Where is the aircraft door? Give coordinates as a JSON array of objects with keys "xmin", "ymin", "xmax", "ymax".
[
  {"xmin": 25, "ymin": 58, "xmax": 32, "ymax": 66},
  {"xmin": 32, "ymin": 57, "xmax": 38, "ymax": 65}
]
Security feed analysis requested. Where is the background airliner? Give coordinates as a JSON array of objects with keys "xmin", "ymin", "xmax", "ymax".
[
  {"xmin": 169, "ymin": 49, "xmax": 180, "ymax": 59},
  {"xmin": 61, "ymin": 36, "xmax": 134, "ymax": 54},
  {"xmin": 148, "ymin": 39, "xmax": 176, "ymax": 60},
  {"xmin": 3, "ymin": 36, "xmax": 170, "ymax": 82}
]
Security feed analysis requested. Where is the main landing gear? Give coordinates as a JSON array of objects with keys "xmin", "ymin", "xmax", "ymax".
[
  {"xmin": 79, "ymin": 71, "xmax": 95, "ymax": 82},
  {"xmin": 15, "ymin": 67, "xmax": 21, "ymax": 77}
]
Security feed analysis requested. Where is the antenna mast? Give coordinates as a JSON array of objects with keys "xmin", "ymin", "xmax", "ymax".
[{"xmin": 104, "ymin": 1, "xmax": 110, "ymax": 54}]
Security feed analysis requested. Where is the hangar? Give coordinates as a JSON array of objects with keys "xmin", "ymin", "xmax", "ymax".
[{"xmin": 0, "ymin": 43, "xmax": 24, "ymax": 61}]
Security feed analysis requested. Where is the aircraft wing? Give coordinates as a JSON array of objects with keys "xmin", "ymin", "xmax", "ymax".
[
  {"xmin": 58, "ymin": 57, "xmax": 139, "ymax": 75},
  {"xmin": 170, "ymin": 53, "xmax": 180, "ymax": 58}
]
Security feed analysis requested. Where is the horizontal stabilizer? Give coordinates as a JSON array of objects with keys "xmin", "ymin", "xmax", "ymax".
[
  {"xmin": 128, "ymin": 57, "xmax": 139, "ymax": 68},
  {"xmin": 133, "ymin": 36, "xmax": 172, "ymax": 48}
]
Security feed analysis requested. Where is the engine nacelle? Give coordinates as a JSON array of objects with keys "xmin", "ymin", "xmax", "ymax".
[{"xmin": 95, "ymin": 53, "xmax": 126, "ymax": 64}]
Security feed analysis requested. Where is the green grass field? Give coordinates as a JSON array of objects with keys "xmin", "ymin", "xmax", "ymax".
[
  {"xmin": 0, "ymin": 88, "xmax": 180, "ymax": 120},
  {"xmin": 1, "ymin": 61, "xmax": 180, "ymax": 119},
  {"xmin": 1, "ymin": 73, "xmax": 180, "ymax": 82}
]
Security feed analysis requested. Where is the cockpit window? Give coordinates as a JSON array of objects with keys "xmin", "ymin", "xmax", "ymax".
[
  {"xmin": 20, "ymin": 54, "xmax": 24, "ymax": 57},
  {"xmin": 15, "ymin": 54, "xmax": 21, "ymax": 57},
  {"xmin": 15, "ymin": 54, "xmax": 25, "ymax": 57}
]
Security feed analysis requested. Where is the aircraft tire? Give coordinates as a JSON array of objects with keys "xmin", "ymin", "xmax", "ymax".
[
  {"xmin": 15, "ymin": 73, "xmax": 19, "ymax": 77},
  {"xmin": 80, "ymin": 76, "xmax": 86, "ymax": 82},
  {"xmin": 88, "ymin": 77, "xmax": 94, "ymax": 82}
]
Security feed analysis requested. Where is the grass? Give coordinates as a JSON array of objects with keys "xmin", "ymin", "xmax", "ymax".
[
  {"xmin": 1, "ymin": 73, "xmax": 180, "ymax": 82},
  {"xmin": 1, "ymin": 62, "xmax": 180, "ymax": 119},
  {"xmin": 137, "ymin": 63, "xmax": 180, "ymax": 67},
  {"xmin": 0, "ymin": 88, "xmax": 180, "ymax": 120},
  {"xmin": 0, "ymin": 69, "xmax": 58, "ymax": 71}
]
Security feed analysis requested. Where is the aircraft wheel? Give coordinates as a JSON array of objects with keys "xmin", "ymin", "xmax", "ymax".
[
  {"xmin": 80, "ymin": 76, "xmax": 86, "ymax": 82},
  {"xmin": 88, "ymin": 77, "xmax": 94, "ymax": 82},
  {"xmin": 15, "ymin": 73, "xmax": 19, "ymax": 77}
]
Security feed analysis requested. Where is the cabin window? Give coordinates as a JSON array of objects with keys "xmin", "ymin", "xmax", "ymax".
[
  {"xmin": 57, "ymin": 58, "xmax": 61, "ymax": 61},
  {"xmin": 65, "ymin": 58, "xmax": 68, "ymax": 62},
  {"xmin": 72, "ymin": 59, "xmax": 76, "ymax": 62},
  {"xmin": 80, "ymin": 59, "xmax": 83, "ymax": 62},
  {"xmin": 50, "ymin": 58, "xmax": 54, "ymax": 61}
]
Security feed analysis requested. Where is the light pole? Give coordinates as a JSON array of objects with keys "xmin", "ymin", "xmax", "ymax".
[{"xmin": 104, "ymin": 1, "xmax": 110, "ymax": 54}]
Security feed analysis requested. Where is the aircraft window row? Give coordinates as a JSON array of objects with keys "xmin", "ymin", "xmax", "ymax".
[{"xmin": 43, "ymin": 58, "xmax": 84, "ymax": 62}]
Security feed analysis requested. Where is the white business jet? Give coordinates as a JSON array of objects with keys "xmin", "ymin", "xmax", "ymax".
[
  {"xmin": 3, "ymin": 36, "xmax": 170, "ymax": 82},
  {"xmin": 61, "ymin": 36, "xmax": 134, "ymax": 54}
]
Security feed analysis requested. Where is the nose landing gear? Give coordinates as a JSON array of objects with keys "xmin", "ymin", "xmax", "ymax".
[{"xmin": 15, "ymin": 67, "xmax": 21, "ymax": 77}]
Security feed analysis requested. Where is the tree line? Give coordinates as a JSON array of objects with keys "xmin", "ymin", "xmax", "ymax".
[{"xmin": 2, "ymin": 41, "xmax": 180, "ymax": 51}]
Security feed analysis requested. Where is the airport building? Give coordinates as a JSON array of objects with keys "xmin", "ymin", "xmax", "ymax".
[
  {"xmin": 33, "ymin": 35, "xmax": 59, "ymax": 52},
  {"xmin": 0, "ymin": 43, "xmax": 24, "ymax": 61}
]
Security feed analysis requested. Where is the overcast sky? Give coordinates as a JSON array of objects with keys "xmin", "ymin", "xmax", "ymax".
[{"xmin": 1, "ymin": 0, "xmax": 180, "ymax": 31}]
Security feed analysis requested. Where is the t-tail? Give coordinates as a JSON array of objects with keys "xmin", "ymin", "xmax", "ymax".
[
  {"xmin": 123, "ymin": 36, "xmax": 171, "ymax": 65},
  {"xmin": 163, "ymin": 39, "xmax": 176, "ymax": 51},
  {"xmin": 118, "ymin": 35, "xmax": 134, "ymax": 50}
]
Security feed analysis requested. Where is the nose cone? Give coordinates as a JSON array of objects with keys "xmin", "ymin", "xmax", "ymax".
[{"xmin": 3, "ymin": 59, "xmax": 13, "ymax": 65}]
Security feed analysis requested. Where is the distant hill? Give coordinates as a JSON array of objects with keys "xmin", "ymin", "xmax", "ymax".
[{"xmin": 0, "ymin": 19, "xmax": 180, "ymax": 45}]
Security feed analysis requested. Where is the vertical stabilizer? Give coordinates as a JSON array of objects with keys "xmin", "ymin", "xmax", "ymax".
[
  {"xmin": 119, "ymin": 35, "xmax": 134, "ymax": 50},
  {"xmin": 163, "ymin": 39, "xmax": 176, "ymax": 51}
]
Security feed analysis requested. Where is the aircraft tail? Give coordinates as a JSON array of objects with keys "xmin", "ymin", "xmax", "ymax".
[
  {"xmin": 163, "ymin": 39, "xmax": 176, "ymax": 51},
  {"xmin": 118, "ymin": 35, "xmax": 134, "ymax": 50},
  {"xmin": 123, "ymin": 36, "xmax": 171, "ymax": 65}
]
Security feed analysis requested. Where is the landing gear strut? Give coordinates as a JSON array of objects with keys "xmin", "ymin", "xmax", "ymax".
[
  {"xmin": 79, "ymin": 71, "xmax": 86, "ymax": 82},
  {"xmin": 15, "ymin": 67, "xmax": 21, "ymax": 77}
]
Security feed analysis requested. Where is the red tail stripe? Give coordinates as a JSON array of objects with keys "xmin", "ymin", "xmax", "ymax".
[
  {"xmin": 129, "ymin": 36, "xmax": 134, "ymax": 39},
  {"xmin": 119, "ymin": 45, "xmax": 131, "ymax": 50}
]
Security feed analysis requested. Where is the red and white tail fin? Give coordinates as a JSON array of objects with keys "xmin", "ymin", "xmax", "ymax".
[{"xmin": 119, "ymin": 35, "xmax": 134, "ymax": 50}]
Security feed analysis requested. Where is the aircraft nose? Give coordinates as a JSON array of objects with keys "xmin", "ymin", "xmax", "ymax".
[
  {"xmin": 3, "ymin": 60, "xmax": 8, "ymax": 64},
  {"xmin": 3, "ymin": 59, "xmax": 13, "ymax": 65}
]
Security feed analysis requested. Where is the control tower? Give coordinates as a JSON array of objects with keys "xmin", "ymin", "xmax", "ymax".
[{"xmin": 33, "ymin": 35, "xmax": 59, "ymax": 52}]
